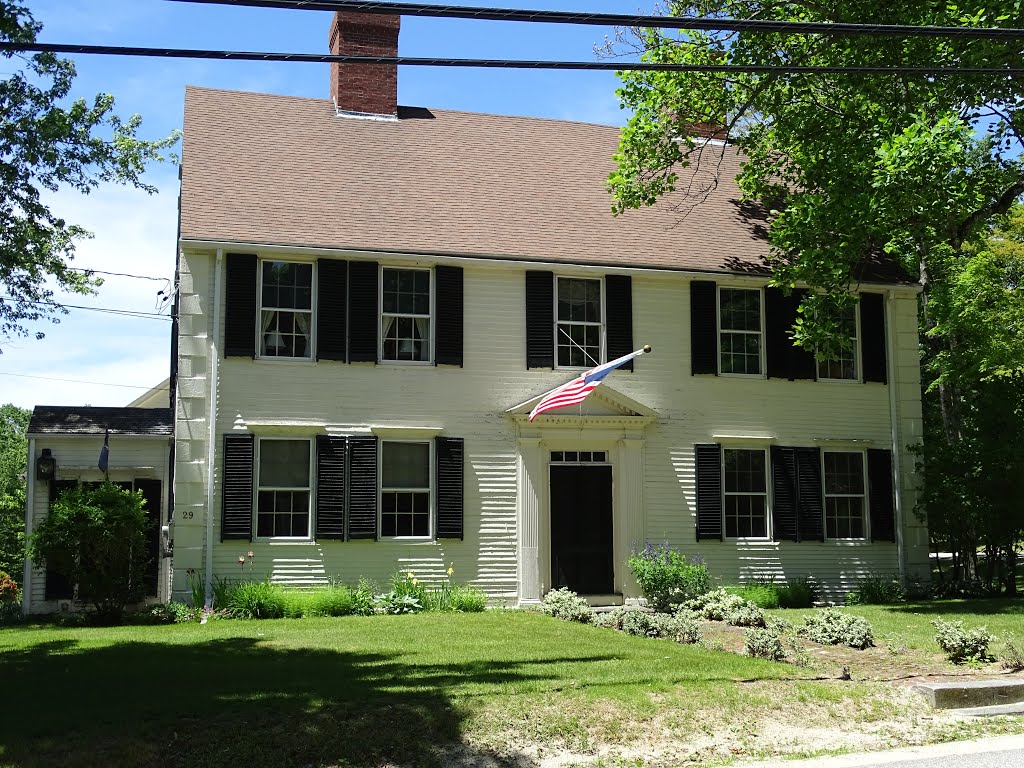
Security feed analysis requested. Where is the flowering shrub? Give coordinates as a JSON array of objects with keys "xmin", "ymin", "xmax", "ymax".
[
  {"xmin": 797, "ymin": 608, "xmax": 874, "ymax": 649},
  {"xmin": 593, "ymin": 608, "xmax": 627, "ymax": 630},
  {"xmin": 670, "ymin": 610, "xmax": 702, "ymax": 644},
  {"xmin": 541, "ymin": 587, "xmax": 593, "ymax": 623},
  {"xmin": 628, "ymin": 543, "xmax": 711, "ymax": 611},
  {"xmin": 684, "ymin": 588, "xmax": 764, "ymax": 627},
  {"xmin": 745, "ymin": 627, "xmax": 786, "ymax": 661},
  {"xmin": 620, "ymin": 610, "xmax": 665, "ymax": 638},
  {"xmin": 933, "ymin": 619, "xmax": 994, "ymax": 664}
]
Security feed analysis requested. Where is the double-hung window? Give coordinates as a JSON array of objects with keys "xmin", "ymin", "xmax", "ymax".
[
  {"xmin": 259, "ymin": 261, "xmax": 313, "ymax": 358},
  {"xmin": 380, "ymin": 441, "xmax": 431, "ymax": 537},
  {"xmin": 381, "ymin": 267, "xmax": 431, "ymax": 362},
  {"xmin": 719, "ymin": 287, "xmax": 763, "ymax": 375},
  {"xmin": 817, "ymin": 306, "xmax": 858, "ymax": 380},
  {"xmin": 823, "ymin": 451, "xmax": 866, "ymax": 539},
  {"xmin": 256, "ymin": 438, "xmax": 312, "ymax": 538},
  {"xmin": 556, "ymin": 277, "xmax": 603, "ymax": 368},
  {"xmin": 723, "ymin": 448, "xmax": 768, "ymax": 538}
]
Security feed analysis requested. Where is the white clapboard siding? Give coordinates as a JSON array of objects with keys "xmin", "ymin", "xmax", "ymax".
[{"xmin": 172, "ymin": 248, "xmax": 926, "ymax": 603}]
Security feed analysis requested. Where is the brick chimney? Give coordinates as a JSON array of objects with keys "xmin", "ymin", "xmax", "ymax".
[{"xmin": 329, "ymin": 12, "xmax": 401, "ymax": 117}]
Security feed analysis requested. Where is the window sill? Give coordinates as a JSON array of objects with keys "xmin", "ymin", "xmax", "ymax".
[
  {"xmin": 818, "ymin": 377, "xmax": 861, "ymax": 384},
  {"xmin": 255, "ymin": 538, "xmax": 317, "ymax": 545},
  {"xmin": 379, "ymin": 536, "xmax": 435, "ymax": 543},
  {"xmin": 378, "ymin": 359, "xmax": 433, "ymax": 366},
  {"xmin": 718, "ymin": 372, "xmax": 767, "ymax": 379},
  {"xmin": 253, "ymin": 357, "xmax": 316, "ymax": 365}
]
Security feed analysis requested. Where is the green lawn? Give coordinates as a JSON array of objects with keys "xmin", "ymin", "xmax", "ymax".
[
  {"xmin": 3, "ymin": 607, "xmax": 1021, "ymax": 768},
  {"xmin": 0, "ymin": 611, "xmax": 805, "ymax": 768},
  {"xmin": 770, "ymin": 598, "xmax": 1024, "ymax": 653}
]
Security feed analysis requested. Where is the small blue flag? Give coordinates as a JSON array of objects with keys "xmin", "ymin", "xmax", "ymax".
[{"xmin": 98, "ymin": 429, "xmax": 109, "ymax": 473}]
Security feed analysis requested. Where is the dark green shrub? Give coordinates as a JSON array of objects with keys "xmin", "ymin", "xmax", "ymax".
[
  {"xmin": 846, "ymin": 575, "xmax": 905, "ymax": 605},
  {"xmin": 29, "ymin": 482, "xmax": 149, "ymax": 623},
  {"xmin": 627, "ymin": 544, "xmax": 711, "ymax": 611},
  {"xmin": 310, "ymin": 585, "xmax": 355, "ymax": 616},
  {"xmin": 228, "ymin": 581, "xmax": 286, "ymax": 619},
  {"xmin": 149, "ymin": 601, "xmax": 196, "ymax": 624},
  {"xmin": 777, "ymin": 577, "xmax": 818, "ymax": 608}
]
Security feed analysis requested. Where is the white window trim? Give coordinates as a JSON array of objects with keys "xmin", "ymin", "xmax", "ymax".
[
  {"xmin": 822, "ymin": 449, "xmax": 869, "ymax": 541},
  {"xmin": 554, "ymin": 275, "xmax": 606, "ymax": 371},
  {"xmin": 254, "ymin": 436, "xmax": 314, "ymax": 541},
  {"xmin": 716, "ymin": 285, "xmax": 766, "ymax": 378},
  {"xmin": 378, "ymin": 439, "xmax": 434, "ymax": 540},
  {"xmin": 255, "ymin": 258, "xmax": 316, "ymax": 362},
  {"xmin": 817, "ymin": 302, "xmax": 862, "ymax": 383},
  {"xmin": 721, "ymin": 445, "xmax": 772, "ymax": 541},
  {"xmin": 379, "ymin": 265, "xmax": 434, "ymax": 365}
]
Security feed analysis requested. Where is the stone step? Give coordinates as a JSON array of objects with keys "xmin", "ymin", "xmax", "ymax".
[{"xmin": 913, "ymin": 678, "xmax": 1024, "ymax": 709}]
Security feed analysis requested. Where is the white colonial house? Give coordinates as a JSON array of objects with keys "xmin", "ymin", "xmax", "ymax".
[{"xmin": 23, "ymin": 11, "xmax": 929, "ymax": 613}]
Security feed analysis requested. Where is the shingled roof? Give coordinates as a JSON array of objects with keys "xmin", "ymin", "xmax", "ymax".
[
  {"xmin": 180, "ymin": 86, "xmax": 778, "ymax": 275},
  {"xmin": 180, "ymin": 86, "xmax": 912, "ymax": 283},
  {"xmin": 28, "ymin": 407, "xmax": 173, "ymax": 437}
]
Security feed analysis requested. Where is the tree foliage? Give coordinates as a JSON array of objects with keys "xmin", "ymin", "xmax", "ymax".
[
  {"xmin": 29, "ymin": 482, "xmax": 150, "ymax": 621},
  {"xmin": 0, "ymin": 1, "xmax": 178, "ymax": 342},
  {"xmin": 610, "ymin": 1, "xmax": 1023, "ymax": 357},
  {"xmin": 610, "ymin": 3, "xmax": 1024, "ymax": 590},
  {"xmin": 0, "ymin": 404, "xmax": 29, "ymax": 583}
]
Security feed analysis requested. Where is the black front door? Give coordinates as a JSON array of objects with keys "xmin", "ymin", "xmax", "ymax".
[{"xmin": 550, "ymin": 465, "xmax": 613, "ymax": 594}]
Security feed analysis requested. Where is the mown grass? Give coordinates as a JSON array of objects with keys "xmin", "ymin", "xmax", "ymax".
[
  {"xmin": 0, "ymin": 611, "xmax": 814, "ymax": 768},
  {"xmin": 770, "ymin": 598, "xmax": 1024, "ymax": 654}
]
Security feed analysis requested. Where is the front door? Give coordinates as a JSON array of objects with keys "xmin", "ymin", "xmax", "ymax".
[{"xmin": 549, "ymin": 465, "xmax": 613, "ymax": 594}]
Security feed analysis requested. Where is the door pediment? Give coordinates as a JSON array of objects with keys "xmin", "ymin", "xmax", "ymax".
[{"xmin": 505, "ymin": 383, "xmax": 657, "ymax": 428}]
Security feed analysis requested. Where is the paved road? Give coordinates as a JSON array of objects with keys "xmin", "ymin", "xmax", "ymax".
[{"xmin": 741, "ymin": 735, "xmax": 1024, "ymax": 768}]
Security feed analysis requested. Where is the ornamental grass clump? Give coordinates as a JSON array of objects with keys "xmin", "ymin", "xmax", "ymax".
[
  {"xmin": 541, "ymin": 587, "xmax": 593, "ymax": 623},
  {"xmin": 846, "ymin": 575, "xmax": 905, "ymax": 605},
  {"xmin": 933, "ymin": 618, "xmax": 995, "ymax": 664},
  {"xmin": 628, "ymin": 543, "xmax": 711, "ymax": 611},
  {"xmin": 797, "ymin": 608, "xmax": 874, "ymax": 649},
  {"xmin": 227, "ymin": 581, "xmax": 286, "ymax": 619},
  {"xmin": 309, "ymin": 584, "xmax": 355, "ymax": 616}
]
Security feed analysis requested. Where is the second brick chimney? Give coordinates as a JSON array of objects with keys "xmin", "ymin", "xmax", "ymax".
[{"xmin": 329, "ymin": 12, "xmax": 401, "ymax": 118}]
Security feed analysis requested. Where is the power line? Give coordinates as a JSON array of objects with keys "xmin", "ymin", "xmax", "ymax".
[
  {"xmin": 67, "ymin": 267, "xmax": 171, "ymax": 282},
  {"xmin": 0, "ymin": 371, "xmax": 169, "ymax": 391},
  {"xmin": 172, "ymin": 0, "xmax": 1024, "ymax": 42},
  {"xmin": 0, "ymin": 295, "xmax": 173, "ymax": 321},
  {"xmin": 2, "ymin": 42, "xmax": 1021, "ymax": 75}
]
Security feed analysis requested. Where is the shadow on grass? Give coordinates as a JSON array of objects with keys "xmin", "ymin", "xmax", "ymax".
[
  {"xmin": 886, "ymin": 598, "xmax": 1024, "ymax": 617},
  {"xmin": 0, "ymin": 634, "xmax": 582, "ymax": 768}
]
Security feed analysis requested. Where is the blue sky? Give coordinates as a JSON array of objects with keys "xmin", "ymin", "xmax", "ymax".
[{"xmin": 1, "ymin": 0, "xmax": 650, "ymax": 408}]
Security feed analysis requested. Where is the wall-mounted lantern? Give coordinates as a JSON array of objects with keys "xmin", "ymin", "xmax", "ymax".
[{"xmin": 36, "ymin": 448, "xmax": 56, "ymax": 481}]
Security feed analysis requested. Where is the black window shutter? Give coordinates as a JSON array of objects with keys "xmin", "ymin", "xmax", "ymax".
[
  {"xmin": 317, "ymin": 259, "xmax": 348, "ymax": 362},
  {"xmin": 695, "ymin": 443, "xmax": 723, "ymax": 541},
  {"xmin": 348, "ymin": 261, "xmax": 379, "ymax": 363},
  {"xmin": 45, "ymin": 479, "xmax": 77, "ymax": 600},
  {"xmin": 436, "ymin": 436, "xmax": 465, "ymax": 539},
  {"xmin": 605, "ymin": 274, "xmax": 634, "ymax": 370},
  {"xmin": 867, "ymin": 448, "xmax": 896, "ymax": 542},
  {"xmin": 525, "ymin": 270, "xmax": 554, "ymax": 368},
  {"xmin": 788, "ymin": 289, "xmax": 817, "ymax": 380},
  {"xmin": 795, "ymin": 447, "xmax": 824, "ymax": 542},
  {"xmin": 860, "ymin": 292, "xmax": 888, "ymax": 383},
  {"xmin": 435, "ymin": 265, "xmax": 464, "ymax": 367},
  {"xmin": 224, "ymin": 253, "xmax": 257, "ymax": 358},
  {"xmin": 690, "ymin": 281, "xmax": 718, "ymax": 375},
  {"xmin": 315, "ymin": 435, "xmax": 347, "ymax": 539},
  {"xmin": 347, "ymin": 436, "xmax": 378, "ymax": 539},
  {"xmin": 770, "ymin": 447, "xmax": 799, "ymax": 541},
  {"xmin": 221, "ymin": 433, "xmax": 254, "ymax": 541},
  {"xmin": 764, "ymin": 288, "xmax": 791, "ymax": 379}
]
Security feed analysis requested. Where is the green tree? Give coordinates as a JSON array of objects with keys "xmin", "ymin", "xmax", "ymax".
[
  {"xmin": 29, "ymin": 481, "xmax": 150, "ymax": 622},
  {"xmin": 0, "ymin": 1, "xmax": 178, "ymax": 342},
  {"xmin": 0, "ymin": 404, "xmax": 29, "ymax": 583}
]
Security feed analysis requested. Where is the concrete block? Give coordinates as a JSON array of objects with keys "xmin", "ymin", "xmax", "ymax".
[{"xmin": 913, "ymin": 679, "xmax": 1024, "ymax": 709}]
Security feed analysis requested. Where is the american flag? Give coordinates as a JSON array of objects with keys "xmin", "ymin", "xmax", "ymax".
[{"xmin": 528, "ymin": 346, "xmax": 650, "ymax": 422}]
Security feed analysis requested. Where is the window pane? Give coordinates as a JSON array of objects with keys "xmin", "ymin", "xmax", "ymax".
[
  {"xmin": 558, "ymin": 278, "xmax": 600, "ymax": 323},
  {"xmin": 262, "ymin": 262, "xmax": 312, "ymax": 309},
  {"xmin": 824, "ymin": 452, "xmax": 864, "ymax": 494},
  {"xmin": 720, "ymin": 288, "xmax": 761, "ymax": 331},
  {"xmin": 382, "ymin": 442, "xmax": 429, "ymax": 488},
  {"xmin": 259, "ymin": 440, "xmax": 310, "ymax": 487},
  {"xmin": 724, "ymin": 449, "xmax": 766, "ymax": 492}
]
